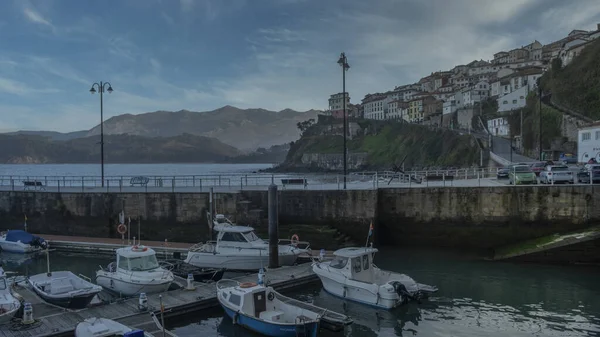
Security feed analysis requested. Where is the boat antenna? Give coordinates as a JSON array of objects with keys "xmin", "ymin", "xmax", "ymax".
[
  {"xmin": 138, "ymin": 215, "xmax": 141, "ymax": 246},
  {"xmin": 128, "ymin": 217, "xmax": 131, "ymax": 245},
  {"xmin": 365, "ymin": 222, "xmax": 374, "ymax": 248},
  {"xmin": 46, "ymin": 242, "xmax": 52, "ymax": 277},
  {"xmin": 24, "ymin": 214, "xmax": 28, "ymax": 232}
]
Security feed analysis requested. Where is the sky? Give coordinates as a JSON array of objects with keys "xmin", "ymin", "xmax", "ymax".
[{"xmin": 1, "ymin": 0, "xmax": 600, "ymax": 133}]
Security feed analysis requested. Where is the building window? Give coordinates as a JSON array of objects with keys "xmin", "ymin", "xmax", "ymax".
[
  {"xmin": 520, "ymin": 96, "xmax": 524, "ymax": 99},
  {"xmin": 512, "ymin": 100, "xmax": 517, "ymax": 104},
  {"xmin": 582, "ymin": 132, "xmax": 591, "ymax": 141},
  {"xmin": 503, "ymin": 100, "xmax": 508, "ymax": 104},
  {"xmin": 596, "ymin": 131, "xmax": 600, "ymax": 140}
]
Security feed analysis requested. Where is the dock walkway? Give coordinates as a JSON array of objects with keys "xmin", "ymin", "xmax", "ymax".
[{"xmin": 3, "ymin": 263, "xmax": 317, "ymax": 337}]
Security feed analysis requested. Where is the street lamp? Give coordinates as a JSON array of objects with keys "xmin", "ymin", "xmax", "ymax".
[
  {"xmin": 337, "ymin": 52, "xmax": 350, "ymax": 189},
  {"xmin": 89, "ymin": 81, "xmax": 114, "ymax": 187}
]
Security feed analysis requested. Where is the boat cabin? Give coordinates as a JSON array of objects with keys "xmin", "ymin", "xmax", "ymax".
[
  {"xmin": 214, "ymin": 225, "xmax": 263, "ymax": 248},
  {"xmin": 329, "ymin": 247, "xmax": 377, "ymax": 283},
  {"xmin": 114, "ymin": 246, "xmax": 160, "ymax": 272}
]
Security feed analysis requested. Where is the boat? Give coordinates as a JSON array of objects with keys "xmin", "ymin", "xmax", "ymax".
[
  {"xmin": 0, "ymin": 266, "xmax": 21, "ymax": 325},
  {"xmin": 96, "ymin": 245, "xmax": 174, "ymax": 297},
  {"xmin": 312, "ymin": 247, "xmax": 438, "ymax": 309},
  {"xmin": 159, "ymin": 259, "xmax": 224, "ymax": 282},
  {"xmin": 216, "ymin": 279, "xmax": 352, "ymax": 337},
  {"xmin": 184, "ymin": 214, "xmax": 310, "ymax": 271},
  {"xmin": 0, "ymin": 230, "xmax": 47, "ymax": 253},
  {"xmin": 75, "ymin": 317, "xmax": 154, "ymax": 337},
  {"xmin": 28, "ymin": 271, "xmax": 102, "ymax": 309}
]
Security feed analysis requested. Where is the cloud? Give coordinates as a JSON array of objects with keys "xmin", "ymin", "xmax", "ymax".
[
  {"xmin": 23, "ymin": 8, "xmax": 53, "ymax": 28},
  {"xmin": 180, "ymin": 0, "xmax": 194, "ymax": 12},
  {"xmin": 161, "ymin": 12, "xmax": 175, "ymax": 25},
  {"xmin": 0, "ymin": 77, "xmax": 61, "ymax": 96},
  {"xmin": 149, "ymin": 58, "xmax": 161, "ymax": 72}
]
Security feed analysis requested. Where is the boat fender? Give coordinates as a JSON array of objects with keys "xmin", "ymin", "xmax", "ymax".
[
  {"xmin": 132, "ymin": 245, "xmax": 148, "ymax": 252},
  {"xmin": 233, "ymin": 311, "xmax": 239, "ymax": 325},
  {"xmin": 239, "ymin": 282, "xmax": 257, "ymax": 288},
  {"xmin": 267, "ymin": 292, "xmax": 275, "ymax": 301},
  {"xmin": 291, "ymin": 234, "xmax": 300, "ymax": 246}
]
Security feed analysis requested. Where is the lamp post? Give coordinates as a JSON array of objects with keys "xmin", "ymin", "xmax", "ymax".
[
  {"xmin": 337, "ymin": 52, "xmax": 350, "ymax": 189},
  {"xmin": 89, "ymin": 81, "xmax": 114, "ymax": 187}
]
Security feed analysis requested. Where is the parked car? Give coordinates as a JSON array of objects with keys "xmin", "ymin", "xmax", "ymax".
[
  {"xmin": 497, "ymin": 167, "xmax": 509, "ymax": 179},
  {"xmin": 508, "ymin": 165, "xmax": 537, "ymax": 185},
  {"xmin": 577, "ymin": 164, "xmax": 600, "ymax": 183},
  {"xmin": 540, "ymin": 165, "xmax": 574, "ymax": 184},
  {"xmin": 530, "ymin": 162, "xmax": 546, "ymax": 176},
  {"xmin": 559, "ymin": 153, "xmax": 577, "ymax": 165}
]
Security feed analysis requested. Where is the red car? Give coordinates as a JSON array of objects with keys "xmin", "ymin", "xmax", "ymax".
[{"xmin": 530, "ymin": 162, "xmax": 546, "ymax": 176}]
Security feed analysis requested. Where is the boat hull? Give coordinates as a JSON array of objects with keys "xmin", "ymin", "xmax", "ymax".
[
  {"xmin": 220, "ymin": 302, "xmax": 319, "ymax": 337},
  {"xmin": 313, "ymin": 266, "xmax": 399, "ymax": 310},
  {"xmin": 33, "ymin": 290, "xmax": 98, "ymax": 309},
  {"xmin": 185, "ymin": 252, "xmax": 297, "ymax": 271},
  {"xmin": 0, "ymin": 241, "xmax": 41, "ymax": 254},
  {"xmin": 96, "ymin": 273, "xmax": 172, "ymax": 297},
  {"xmin": 0, "ymin": 306, "xmax": 19, "ymax": 325}
]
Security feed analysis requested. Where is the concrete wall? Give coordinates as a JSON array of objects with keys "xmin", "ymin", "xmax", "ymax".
[{"xmin": 1, "ymin": 185, "xmax": 598, "ymax": 251}]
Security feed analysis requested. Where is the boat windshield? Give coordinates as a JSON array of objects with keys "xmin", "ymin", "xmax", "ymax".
[
  {"xmin": 330, "ymin": 256, "xmax": 348, "ymax": 269},
  {"xmin": 0, "ymin": 278, "xmax": 6, "ymax": 290},
  {"xmin": 244, "ymin": 231, "xmax": 261, "ymax": 242},
  {"xmin": 127, "ymin": 255, "xmax": 160, "ymax": 271}
]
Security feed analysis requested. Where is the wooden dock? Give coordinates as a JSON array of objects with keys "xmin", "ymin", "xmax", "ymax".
[{"xmin": 2, "ymin": 263, "xmax": 318, "ymax": 337}]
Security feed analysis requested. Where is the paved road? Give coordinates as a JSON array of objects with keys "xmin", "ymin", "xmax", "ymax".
[{"xmin": 492, "ymin": 136, "xmax": 537, "ymax": 164}]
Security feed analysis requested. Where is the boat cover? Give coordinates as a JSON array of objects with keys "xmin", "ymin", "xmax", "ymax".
[
  {"xmin": 124, "ymin": 330, "xmax": 145, "ymax": 337},
  {"xmin": 5, "ymin": 230, "xmax": 45, "ymax": 244}
]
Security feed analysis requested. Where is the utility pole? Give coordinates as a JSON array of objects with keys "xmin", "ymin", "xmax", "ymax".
[
  {"xmin": 539, "ymin": 86, "xmax": 542, "ymax": 160},
  {"xmin": 337, "ymin": 53, "xmax": 350, "ymax": 189},
  {"xmin": 510, "ymin": 125, "xmax": 513, "ymax": 164}
]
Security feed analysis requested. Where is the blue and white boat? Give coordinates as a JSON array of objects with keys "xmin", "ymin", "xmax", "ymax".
[
  {"xmin": 216, "ymin": 279, "xmax": 352, "ymax": 337},
  {"xmin": 75, "ymin": 317, "xmax": 154, "ymax": 337},
  {"xmin": 0, "ymin": 230, "xmax": 47, "ymax": 253}
]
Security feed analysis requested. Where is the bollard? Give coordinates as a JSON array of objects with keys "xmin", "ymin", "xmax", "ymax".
[
  {"xmin": 319, "ymin": 249, "xmax": 325, "ymax": 261},
  {"xmin": 186, "ymin": 274, "xmax": 195, "ymax": 290},
  {"xmin": 258, "ymin": 268, "xmax": 265, "ymax": 286},
  {"xmin": 22, "ymin": 302, "xmax": 34, "ymax": 324},
  {"xmin": 138, "ymin": 293, "xmax": 148, "ymax": 311}
]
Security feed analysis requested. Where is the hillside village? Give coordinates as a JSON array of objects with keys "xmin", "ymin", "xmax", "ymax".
[{"xmin": 324, "ymin": 25, "xmax": 600, "ymax": 146}]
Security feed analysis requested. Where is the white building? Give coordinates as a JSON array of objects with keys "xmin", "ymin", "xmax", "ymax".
[
  {"xmin": 487, "ymin": 117, "xmax": 510, "ymax": 136},
  {"xmin": 578, "ymin": 123, "xmax": 600, "ymax": 163},
  {"xmin": 497, "ymin": 85, "xmax": 529, "ymax": 112},
  {"xmin": 443, "ymin": 91, "xmax": 464, "ymax": 115},
  {"xmin": 387, "ymin": 100, "xmax": 406, "ymax": 120},
  {"xmin": 462, "ymin": 81, "xmax": 489, "ymax": 107},
  {"xmin": 362, "ymin": 94, "xmax": 391, "ymax": 120}
]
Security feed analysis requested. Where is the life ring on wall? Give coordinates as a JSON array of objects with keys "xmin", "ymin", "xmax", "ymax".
[
  {"xmin": 132, "ymin": 245, "xmax": 148, "ymax": 252},
  {"xmin": 117, "ymin": 224, "xmax": 127, "ymax": 235},
  {"xmin": 239, "ymin": 282, "xmax": 257, "ymax": 288},
  {"xmin": 291, "ymin": 234, "xmax": 300, "ymax": 246}
]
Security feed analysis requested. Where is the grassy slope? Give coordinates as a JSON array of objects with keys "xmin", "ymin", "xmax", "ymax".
[
  {"xmin": 283, "ymin": 121, "xmax": 481, "ymax": 169},
  {"xmin": 539, "ymin": 38, "xmax": 600, "ymax": 119}
]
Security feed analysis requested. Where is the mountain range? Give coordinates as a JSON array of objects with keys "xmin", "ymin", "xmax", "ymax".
[{"xmin": 5, "ymin": 106, "xmax": 319, "ymax": 151}]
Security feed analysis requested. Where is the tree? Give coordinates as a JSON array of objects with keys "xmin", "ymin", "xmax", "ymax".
[
  {"xmin": 551, "ymin": 58, "xmax": 562, "ymax": 75},
  {"xmin": 296, "ymin": 119, "xmax": 316, "ymax": 136}
]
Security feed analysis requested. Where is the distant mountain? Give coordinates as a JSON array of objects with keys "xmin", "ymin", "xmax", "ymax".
[
  {"xmin": 84, "ymin": 106, "xmax": 319, "ymax": 151},
  {"xmin": 0, "ymin": 133, "xmax": 240, "ymax": 164},
  {"xmin": 3, "ymin": 106, "xmax": 319, "ymax": 151}
]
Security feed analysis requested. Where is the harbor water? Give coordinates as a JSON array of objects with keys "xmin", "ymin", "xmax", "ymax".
[{"xmin": 2, "ymin": 248, "xmax": 597, "ymax": 337}]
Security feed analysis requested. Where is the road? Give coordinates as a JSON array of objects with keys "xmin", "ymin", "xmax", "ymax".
[{"xmin": 491, "ymin": 136, "xmax": 537, "ymax": 164}]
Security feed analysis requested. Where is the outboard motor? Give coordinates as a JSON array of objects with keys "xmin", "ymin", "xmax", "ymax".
[
  {"xmin": 391, "ymin": 281, "xmax": 421, "ymax": 304},
  {"xmin": 31, "ymin": 237, "xmax": 47, "ymax": 249}
]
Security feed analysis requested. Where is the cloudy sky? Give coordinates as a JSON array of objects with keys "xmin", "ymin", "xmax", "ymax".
[{"xmin": 1, "ymin": 0, "xmax": 599, "ymax": 132}]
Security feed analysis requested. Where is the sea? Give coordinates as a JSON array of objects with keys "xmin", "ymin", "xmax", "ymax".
[{"xmin": 1, "ymin": 248, "xmax": 598, "ymax": 337}]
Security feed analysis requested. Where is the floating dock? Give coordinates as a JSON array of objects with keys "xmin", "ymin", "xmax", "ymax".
[{"xmin": 3, "ymin": 263, "xmax": 318, "ymax": 337}]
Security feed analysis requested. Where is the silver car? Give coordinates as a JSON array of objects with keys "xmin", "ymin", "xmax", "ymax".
[{"xmin": 539, "ymin": 165, "xmax": 574, "ymax": 184}]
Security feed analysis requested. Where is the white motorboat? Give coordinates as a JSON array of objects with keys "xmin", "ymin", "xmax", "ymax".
[
  {"xmin": 0, "ymin": 230, "xmax": 47, "ymax": 253},
  {"xmin": 75, "ymin": 317, "xmax": 154, "ymax": 337},
  {"xmin": 96, "ymin": 245, "xmax": 174, "ymax": 297},
  {"xmin": 216, "ymin": 279, "xmax": 352, "ymax": 337},
  {"xmin": 184, "ymin": 214, "xmax": 310, "ymax": 271},
  {"xmin": 0, "ymin": 266, "xmax": 21, "ymax": 325},
  {"xmin": 312, "ymin": 247, "xmax": 438, "ymax": 309}
]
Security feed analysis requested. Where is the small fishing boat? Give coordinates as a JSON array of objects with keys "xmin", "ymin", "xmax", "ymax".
[
  {"xmin": 96, "ymin": 245, "xmax": 174, "ymax": 297},
  {"xmin": 75, "ymin": 317, "xmax": 154, "ymax": 337},
  {"xmin": 217, "ymin": 279, "xmax": 352, "ymax": 337},
  {"xmin": 159, "ymin": 259, "xmax": 224, "ymax": 282},
  {"xmin": 28, "ymin": 271, "xmax": 102, "ymax": 309},
  {"xmin": 312, "ymin": 247, "xmax": 438, "ymax": 309},
  {"xmin": 0, "ymin": 230, "xmax": 47, "ymax": 253},
  {"xmin": 184, "ymin": 214, "xmax": 310, "ymax": 271},
  {"xmin": 0, "ymin": 266, "xmax": 21, "ymax": 325}
]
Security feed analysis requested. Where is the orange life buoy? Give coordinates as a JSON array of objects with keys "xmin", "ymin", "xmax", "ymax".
[
  {"xmin": 117, "ymin": 224, "xmax": 127, "ymax": 235},
  {"xmin": 239, "ymin": 282, "xmax": 257, "ymax": 288},
  {"xmin": 291, "ymin": 234, "xmax": 300, "ymax": 246},
  {"xmin": 132, "ymin": 245, "xmax": 148, "ymax": 252}
]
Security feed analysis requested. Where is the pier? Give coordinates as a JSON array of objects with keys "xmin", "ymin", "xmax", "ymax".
[{"xmin": 4, "ymin": 263, "xmax": 318, "ymax": 337}]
